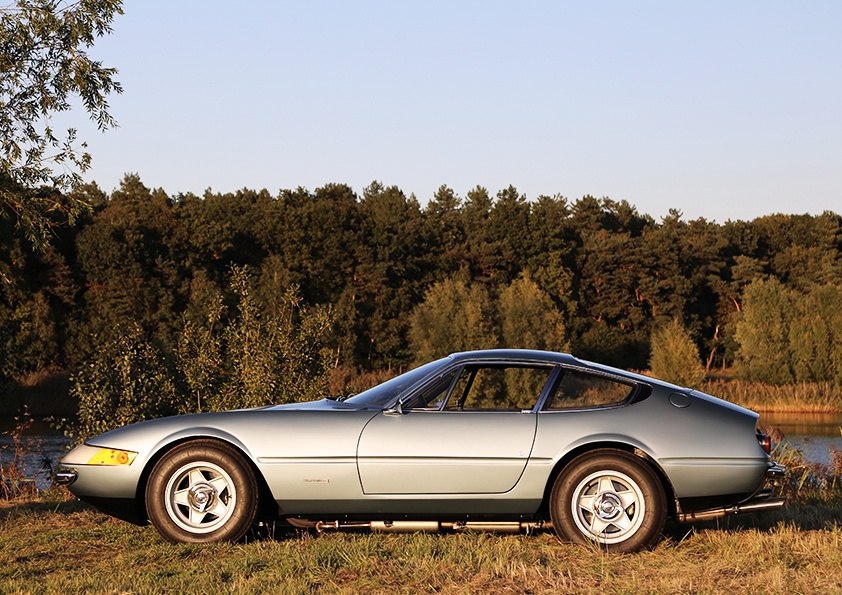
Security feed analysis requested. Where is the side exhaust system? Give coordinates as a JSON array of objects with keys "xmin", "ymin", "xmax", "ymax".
[{"xmin": 286, "ymin": 519, "xmax": 546, "ymax": 534}]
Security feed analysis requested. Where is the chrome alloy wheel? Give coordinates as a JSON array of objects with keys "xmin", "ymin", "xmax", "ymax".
[
  {"xmin": 164, "ymin": 461, "xmax": 237, "ymax": 534},
  {"xmin": 570, "ymin": 470, "xmax": 646, "ymax": 545}
]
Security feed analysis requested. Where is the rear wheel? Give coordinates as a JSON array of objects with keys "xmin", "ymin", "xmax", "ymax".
[
  {"xmin": 550, "ymin": 449, "xmax": 665, "ymax": 552},
  {"xmin": 146, "ymin": 440, "xmax": 258, "ymax": 543}
]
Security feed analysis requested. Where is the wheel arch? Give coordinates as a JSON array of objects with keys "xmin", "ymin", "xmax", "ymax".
[
  {"xmin": 135, "ymin": 435, "xmax": 276, "ymax": 523},
  {"xmin": 539, "ymin": 441, "xmax": 678, "ymax": 519}
]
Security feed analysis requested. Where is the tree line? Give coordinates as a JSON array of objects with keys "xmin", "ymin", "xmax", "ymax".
[
  {"xmin": 2, "ymin": 174, "xmax": 841, "ymax": 397},
  {"xmin": 3, "ymin": 1, "xmax": 840, "ymax": 432}
]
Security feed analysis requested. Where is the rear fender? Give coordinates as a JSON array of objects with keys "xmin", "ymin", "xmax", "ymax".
[{"xmin": 541, "ymin": 436, "xmax": 678, "ymax": 517}]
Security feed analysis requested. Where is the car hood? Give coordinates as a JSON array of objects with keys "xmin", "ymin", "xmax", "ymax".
[{"xmin": 72, "ymin": 398, "xmax": 376, "ymax": 460}]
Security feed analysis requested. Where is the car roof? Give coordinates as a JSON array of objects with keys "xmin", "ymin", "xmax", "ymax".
[
  {"xmin": 446, "ymin": 349, "xmax": 665, "ymax": 388},
  {"xmin": 446, "ymin": 349, "xmax": 578, "ymax": 365}
]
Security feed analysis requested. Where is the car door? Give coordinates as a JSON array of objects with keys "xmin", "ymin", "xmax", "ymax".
[{"xmin": 356, "ymin": 364, "xmax": 554, "ymax": 495}]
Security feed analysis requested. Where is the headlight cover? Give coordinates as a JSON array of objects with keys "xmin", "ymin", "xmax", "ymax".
[{"xmin": 62, "ymin": 443, "xmax": 137, "ymax": 466}]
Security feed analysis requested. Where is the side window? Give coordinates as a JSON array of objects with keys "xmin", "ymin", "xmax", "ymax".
[
  {"xmin": 545, "ymin": 368, "xmax": 634, "ymax": 410},
  {"xmin": 447, "ymin": 365, "xmax": 552, "ymax": 411},
  {"xmin": 402, "ymin": 369, "xmax": 458, "ymax": 410}
]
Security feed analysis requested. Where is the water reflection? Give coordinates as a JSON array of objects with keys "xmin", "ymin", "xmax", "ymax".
[
  {"xmin": 759, "ymin": 412, "xmax": 842, "ymax": 467},
  {"xmin": 0, "ymin": 418, "xmax": 71, "ymax": 490},
  {"xmin": 760, "ymin": 412, "xmax": 842, "ymax": 436}
]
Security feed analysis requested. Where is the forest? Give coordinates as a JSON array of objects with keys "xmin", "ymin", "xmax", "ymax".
[{"xmin": 2, "ymin": 173, "xmax": 842, "ymax": 419}]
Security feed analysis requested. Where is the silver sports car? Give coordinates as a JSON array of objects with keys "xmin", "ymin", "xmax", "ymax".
[{"xmin": 57, "ymin": 350, "xmax": 785, "ymax": 552}]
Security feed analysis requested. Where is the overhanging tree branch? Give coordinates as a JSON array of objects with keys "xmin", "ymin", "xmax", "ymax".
[{"xmin": 0, "ymin": 0, "xmax": 122, "ymax": 251}]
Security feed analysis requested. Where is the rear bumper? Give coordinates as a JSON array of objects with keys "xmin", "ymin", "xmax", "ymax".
[
  {"xmin": 765, "ymin": 462, "xmax": 786, "ymax": 482},
  {"xmin": 677, "ymin": 461, "xmax": 785, "ymax": 523}
]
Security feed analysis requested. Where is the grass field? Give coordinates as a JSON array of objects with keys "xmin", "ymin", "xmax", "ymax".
[{"xmin": 0, "ymin": 493, "xmax": 839, "ymax": 594}]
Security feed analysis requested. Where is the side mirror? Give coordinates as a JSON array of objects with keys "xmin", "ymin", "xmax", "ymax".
[{"xmin": 384, "ymin": 400, "xmax": 405, "ymax": 416}]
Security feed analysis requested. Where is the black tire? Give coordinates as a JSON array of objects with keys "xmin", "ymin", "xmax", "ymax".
[
  {"xmin": 550, "ymin": 449, "xmax": 666, "ymax": 552},
  {"xmin": 145, "ymin": 439, "xmax": 259, "ymax": 543}
]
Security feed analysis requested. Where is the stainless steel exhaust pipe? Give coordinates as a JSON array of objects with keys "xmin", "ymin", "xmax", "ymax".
[
  {"xmin": 454, "ymin": 522, "xmax": 522, "ymax": 533},
  {"xmin": 312, "ymin": 520, "xmax": 547, "ymax": 533},
  {"xmin": 735, "ymin": 499, "xmax": 787, "ymax": 514},
  {"xmin": 678, "ymin": 497, "xmax": 785, "ymax": 522},
  {"xmin": 315, "ymin": 520, "xmax": 371, "ymax": 532},
  {"xmin": 370, "ymin": 521, "xmax": 440, "ymax": 532},
  {"xmin": 444, "ymin": 521, "xmax": 545, "ymax": 533}
]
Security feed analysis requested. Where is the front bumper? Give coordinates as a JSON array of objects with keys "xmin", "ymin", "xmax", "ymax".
[
  {"xmin": 677, "ymin": 461, "xmax": 786, "ymax": 523},
  {"xmin": 54, "ymin": 469, "xmax": 78, "ymax": 485}
]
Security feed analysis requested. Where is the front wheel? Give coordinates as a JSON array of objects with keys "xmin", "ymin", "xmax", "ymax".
[
  {"xmin": 146, "ymin": 440, "xmax": 258, "ymax": 543},
  {"xmin": 550, "ymin": 449, "xmax": 666, "ymax": 552}
]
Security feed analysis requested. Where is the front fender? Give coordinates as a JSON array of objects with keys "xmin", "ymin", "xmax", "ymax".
[{"xmin": 145, "ymin": 426, "xmax": 255, "ymax": 466}]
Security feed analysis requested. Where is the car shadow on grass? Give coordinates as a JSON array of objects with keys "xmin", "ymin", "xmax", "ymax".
[{"xmin": 0, "ymin": 495, "xmax": 93, "ymax": 521}]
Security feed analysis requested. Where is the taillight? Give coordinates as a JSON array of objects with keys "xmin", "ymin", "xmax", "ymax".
[{"xmin": 758, "ymin": 432, "xmax": 772, "ymax": 454}]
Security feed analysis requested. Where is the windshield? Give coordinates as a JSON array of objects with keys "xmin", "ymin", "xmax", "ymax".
[{"xmin": 344, "ymin": 358, "xmax": 450, "ymax": 407}]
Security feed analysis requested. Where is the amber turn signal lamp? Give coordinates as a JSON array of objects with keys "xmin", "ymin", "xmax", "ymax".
[{"xmin": 86, "ymin": 448, "xmax": 137, "ymax": 466}]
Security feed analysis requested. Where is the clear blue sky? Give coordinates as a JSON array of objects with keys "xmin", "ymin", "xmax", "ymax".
[{"xmin": 75, "ymin": 1, "xmax": 842, "ymax": 221}]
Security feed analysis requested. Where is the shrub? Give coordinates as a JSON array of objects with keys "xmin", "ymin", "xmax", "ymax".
[{"xmin": 203, "ymin": 268, "xmax": 334, "ymax": 411}]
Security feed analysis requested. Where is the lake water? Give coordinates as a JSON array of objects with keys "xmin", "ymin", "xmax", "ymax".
[
  {"xmin": 2, "ymin": 412, "xmax": 840, "ymax": 489},
  {"xmin": 0, "ymin": 419, "xmax": 71, "ymax": 489},
  {"xmin": 759, "ymin": 411, "xmax": 842, "ymax": 467}
]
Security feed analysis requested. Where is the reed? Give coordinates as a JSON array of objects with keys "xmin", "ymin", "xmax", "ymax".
[
  {"xmin": 702, "ymin": 378, "xmax": 842, "ymax": 412},
  {"xmin": 765, "ymin": 436, "xmax": 842, "ymax": 502}
]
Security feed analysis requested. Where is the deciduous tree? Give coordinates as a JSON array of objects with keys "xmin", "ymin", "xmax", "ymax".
[
  {"xmin": 409, "ymin": 276, "xmax": 497, "ymax": 363},
  {"xmin": 649, "ymin": 318, "xmax": 705, "ymax": 388}
]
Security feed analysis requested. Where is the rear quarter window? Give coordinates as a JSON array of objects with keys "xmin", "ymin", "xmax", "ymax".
[{"xmin": 544, "ymin": 368, "xmax": 635, "ymax": 410}]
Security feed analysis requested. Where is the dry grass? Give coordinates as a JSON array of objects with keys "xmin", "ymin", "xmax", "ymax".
[{"xmin": 701, "ymin": 378, "xmax": 841, "ymax": 413}]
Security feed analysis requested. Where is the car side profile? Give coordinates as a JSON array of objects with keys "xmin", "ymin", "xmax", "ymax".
[{"xmin": 57, "ymin": 350, "xmax": 785, "ymax": 552}]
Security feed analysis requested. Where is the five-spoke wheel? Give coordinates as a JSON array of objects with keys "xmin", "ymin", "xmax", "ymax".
[
  {"xmin": 146, "ymin": 440, "xmax": 258, "ymax": 543},
  {"xmin": 551, "ymin": 449, "xmax": 665, "ymax": 552}
]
